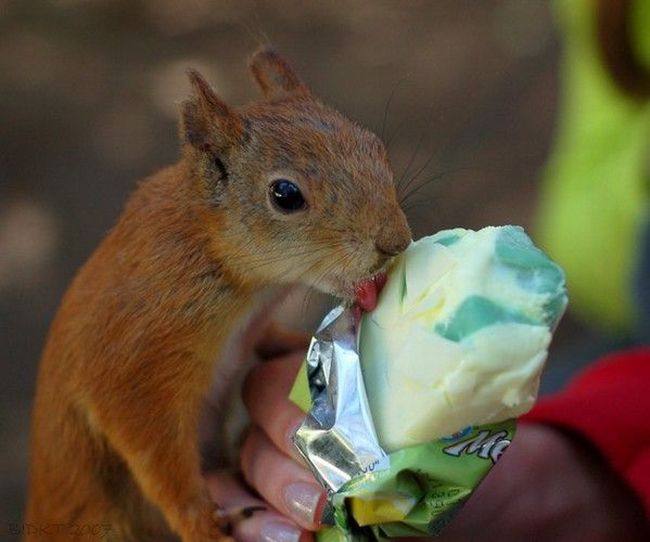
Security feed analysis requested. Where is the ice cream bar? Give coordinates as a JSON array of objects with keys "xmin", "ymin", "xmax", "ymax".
[{"xmin": 359, "ymin": 226, "xmax": 568, "ymax": 451}]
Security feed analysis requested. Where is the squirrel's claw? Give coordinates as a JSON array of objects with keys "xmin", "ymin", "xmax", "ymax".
[{"xmin": 213, "ymin": 505, "xmax": 267, "ymax": 536}]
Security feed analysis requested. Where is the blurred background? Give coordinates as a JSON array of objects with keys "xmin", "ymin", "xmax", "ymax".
[{"xmin": 1, "ymin": 0, "xmax": 646, "ymax": 529}]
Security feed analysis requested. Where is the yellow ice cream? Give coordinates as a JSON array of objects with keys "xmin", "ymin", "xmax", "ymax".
[{"xmin": 359, "ymin": 226, "xmax": 567, "ymax": 452}]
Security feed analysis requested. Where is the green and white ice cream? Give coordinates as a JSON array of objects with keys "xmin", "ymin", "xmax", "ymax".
[{"xmin": 359, "ymin": 226, "xmax": 568, "ymax": 452}]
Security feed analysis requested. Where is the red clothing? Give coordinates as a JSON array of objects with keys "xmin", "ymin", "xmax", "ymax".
[{"xmin": 522, "ymin": 347, "xmax": 650, "ymax": 516}]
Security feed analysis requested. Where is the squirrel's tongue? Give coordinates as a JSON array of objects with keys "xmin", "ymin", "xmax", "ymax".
[{"xmin": 354, "ymin": 273, "xmax": 387, "ymax": 313}]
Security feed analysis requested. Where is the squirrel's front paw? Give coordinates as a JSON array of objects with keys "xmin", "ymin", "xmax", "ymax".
[
  {"xmin": 179, "ymin": 497, "xmax": 266, "ymax": 542},
  {"xmin": 177, "ymin": 497, "xmax": 230, "ymax": 542},
  {"xmin": 214, "ymin": 504, "xmax": 267, "ymax": 536}
]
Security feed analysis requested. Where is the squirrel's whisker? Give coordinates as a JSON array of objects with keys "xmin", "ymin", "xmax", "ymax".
[
  {"xmin": 399, "ymin": 172, "xmax": 446, "ymax": 207},
  {"xmin": 385, "ymin": 118, "xmax": 407, "ymax": 152},
  {"xmin": 396, "ymin": 130, "xmax": 427, "ymax": 193},
  {"xmin": 380, "ymin": 78, "xmax": 406, "ymax": 142},
  {"xmin": 398, "ymin": 150, "xmax": 442, "ymax": 202}
]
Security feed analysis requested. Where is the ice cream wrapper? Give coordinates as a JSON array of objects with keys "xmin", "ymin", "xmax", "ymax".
[
  {"xmin": 290, "ymin": 226, "xmax": 567, "ymax": 540},
  {"xmin": 290, "ymin": 306, "xmax": 515, "ymax": 540}
]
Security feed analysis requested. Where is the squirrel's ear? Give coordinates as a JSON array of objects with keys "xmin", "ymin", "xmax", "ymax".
[
  {"xmin": 181, "ymin": 69, "xmax": 242, "ymax": 150},
  {"xmin": 249, "ymin": 48, "xmax": 310, "ymax": 100}
]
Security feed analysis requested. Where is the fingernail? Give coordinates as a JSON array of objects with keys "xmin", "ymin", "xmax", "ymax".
[
  {"xmin": 260, "ymin": 520, "xmax": 302, "ymax": 542},
  {"xmin": 283, "ymin": 481, "xmax": 323, "ymax": 526}
]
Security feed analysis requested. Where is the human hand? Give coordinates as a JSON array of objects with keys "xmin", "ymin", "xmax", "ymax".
[
  {"xmin": 210, "ymin": 348, "xmax": 649, "ymax": 542},
  {"xmin": 205, "ymin": 329, "xmax": 325, "ymax": 542},
  {"xmin": 434, "ymin": 423, "xmax": 649, "ymax": 542}
]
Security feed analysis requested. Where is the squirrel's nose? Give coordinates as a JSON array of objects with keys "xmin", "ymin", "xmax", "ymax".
[
  {"xmin": 375, "ymin": 207, "xmax": 412, "ymax": 257},
  {"xmin": 375, "ymin": 231, "xmax": 411, "ymax": 257}
]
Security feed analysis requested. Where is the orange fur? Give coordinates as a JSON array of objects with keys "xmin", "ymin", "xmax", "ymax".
[{"xmin": 25, "ymin": 48, "xmax": 411, "ymax": 541}]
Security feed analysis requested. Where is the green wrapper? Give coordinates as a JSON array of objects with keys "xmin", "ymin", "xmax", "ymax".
[{"xmin": 290, "ymin": 375, "xmax": 515, "ymax": 541}]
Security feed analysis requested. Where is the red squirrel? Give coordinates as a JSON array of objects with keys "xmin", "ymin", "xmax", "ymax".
[{"xmin": 25, "ymin": 48, "xmax": 411, "ymax": 541}]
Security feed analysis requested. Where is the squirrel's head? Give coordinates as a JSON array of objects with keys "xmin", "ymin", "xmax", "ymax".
[{"xmin": 180, "ymin": 48, "xmax": 411, "ymax": 305}]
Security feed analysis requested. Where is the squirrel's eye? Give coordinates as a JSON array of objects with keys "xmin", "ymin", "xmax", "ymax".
[{"xmin": 269, "ymin": 179, "xmax": 306, "ymax": 213}]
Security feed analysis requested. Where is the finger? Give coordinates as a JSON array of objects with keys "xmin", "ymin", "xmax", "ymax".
[
  {"xmin": 205, "ymin": 471, "xmax": 313, "ymax": 542},
  {"xmin": 243, "ymin": 352, "xmax": 307, "ymax": 461},
  {"xmin": 240, "ymin": 426, "xmax": 326, "ymax": 531},
  {"xmin": 235, "ymin": 511, "xmax": 314, "ymax": 542}
]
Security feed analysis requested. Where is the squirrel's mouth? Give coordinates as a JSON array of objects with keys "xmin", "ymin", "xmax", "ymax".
[{"xmin": 353, "ymin": 272, "xmax": 387, "ymax": 312}]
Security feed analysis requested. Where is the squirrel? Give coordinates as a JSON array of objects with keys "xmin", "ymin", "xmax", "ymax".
[{"xmin": 25, "ymin": 48, "xmax": 411, "ymax": 541}]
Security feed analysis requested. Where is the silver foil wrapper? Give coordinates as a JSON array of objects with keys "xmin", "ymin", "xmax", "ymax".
[{"xmin": 293, "ymin": 305, "xmax": 388, "ymax": 509}]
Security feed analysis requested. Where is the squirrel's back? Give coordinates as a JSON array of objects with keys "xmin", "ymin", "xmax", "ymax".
[{"xmin": 26, "ymin": 163, "xmax": 246, "ymax": 539}]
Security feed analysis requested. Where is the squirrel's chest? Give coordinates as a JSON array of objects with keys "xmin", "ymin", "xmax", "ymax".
[{"xmin": 199, "ymin": 285, "xmax": 291, "ymax": 468}]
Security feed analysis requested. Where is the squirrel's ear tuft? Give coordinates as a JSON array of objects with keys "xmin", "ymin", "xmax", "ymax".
[
  {"xmin": 249, "ymin": 48, "xmax": 310, "ymax": 100},
  {"xmin": 181, "ymin": 69, "xmax": 242, "ymax": 150}
]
